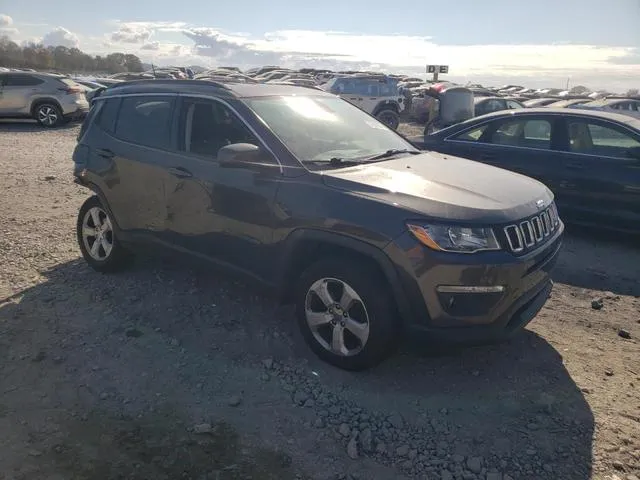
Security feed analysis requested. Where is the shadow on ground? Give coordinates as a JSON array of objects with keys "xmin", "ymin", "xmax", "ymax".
[{"xmin": 0, "ymin": 254, "xmax": 595, "ymax": 479}]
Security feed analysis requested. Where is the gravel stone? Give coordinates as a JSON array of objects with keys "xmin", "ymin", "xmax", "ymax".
[
  {"xmin": 293, "ymin": 390, "xmax": 308, "ymax": 405},
  {"xmin": 466, "ymin": 457, "xmax": 482, "ymax": 474},
  {"xmin": 347, "ymin": 437, "xmax": 358, "ymax": 459},
  {"xmin": 388, "ymin": 414, "xmax": 404, "ymax": 429},
  {"xmin": 396, "ymin": 445, "xmax": 410, "ymax": 457},
  {"xmin": 228, "ymin": 395, "xmax": 242, "ymax": 407},
  {"xmin": 360, "ymin": 428, "xmax": 373, "ymax": 452},
  {"xmin": 193, "ymin": 423, "xmax": 214, "ymax": 434},
  {"xmin": 486, "ymin": 473, "xmax": 502, "ymax": 480},
  {"xmin": 339, "ymin": 423, "xmax": 351, "ymax": 437},
  {"xmin": 618, "ymin": 329, "xmax": 631, "ymax": 339}
]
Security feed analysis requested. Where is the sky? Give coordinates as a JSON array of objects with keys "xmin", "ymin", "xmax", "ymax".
[{"xmin": 1, "ymin": 0, "xmax": 639, "ymax": 91}]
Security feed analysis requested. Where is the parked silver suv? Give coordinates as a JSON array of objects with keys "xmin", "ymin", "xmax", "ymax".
[{"xmin": 0, "ymin": 72, "xmax": 89, "ymax": 127}]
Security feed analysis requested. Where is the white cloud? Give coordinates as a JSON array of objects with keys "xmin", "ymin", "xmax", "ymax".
[
  {"xmin": 41, "ymin": 27, "xmax": 79, "ymax": 48},
  {"xmin": 141, "ymin": 41, "xmax": 160, "ymax": 51},
  {"xmin": 111, "ymin": 24, "xmax": 152, "ymax": 43},
  {"xmin": 0, "ymin": 14, "xmax": 12, "ymax": 27},
  {"xmin": 0, "ymin": 13, "xmax": 18, "ymax": 37}
]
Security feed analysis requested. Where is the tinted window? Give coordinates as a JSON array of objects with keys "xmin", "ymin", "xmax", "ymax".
[
  {"xmin": 115, "ymin": 96, "xmax": 174, "ymax": 149},
  {"xmin": 4, "ymin": 74, "xmax": 44, "ymax": 86},
  {"xmin": 177, "ymin": 98, "xmax": 258, "ymax": 158},
  {"xmin": 568, "ymin": 120, "xmax": 640, "ymax": 158},
  {"xmin": 452, "ymin": 124, "xmax": 488, "ymax": 141},
  {"xmin": 476, "ymin": 99, "xmax": 504, "ymax": 116},
  {"xmin": 489, "ymin": 118, "xmax": 552, "ymax": 149},
  {"xmin": 506, "ymin": 100, "xmax": 524, "ymax": 110},
  {"xmin": 95, "ymin": 98, "xmax": 120, "ymax": 134}
]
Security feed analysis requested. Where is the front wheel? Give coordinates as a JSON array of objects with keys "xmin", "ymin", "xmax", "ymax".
[
  {"xmin": 77, "ymin": 196, "xmax": 133, "ymax": 272},
  {"xmin": 34, "ymin": 103, "xmax": 64, "ymax": 128},
  {"xmin": 295, "ymin": 257, "xmax": 400, "ymax": 370},
  {"xmin": 375, "ymin": 109, "xmax": 400, "ymax": 130}
]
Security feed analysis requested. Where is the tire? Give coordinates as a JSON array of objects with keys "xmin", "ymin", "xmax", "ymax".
[
  {"xmin": 295, "ymin": 256, "xmax": 400, "ymax": 370},
  {"xmin": 375, "ymin": 108, "xmax": 400, "ymax": 130},
  {"xmin": 77, "ymin": 196, "xmax": 133, "ymax": 272},
  {"xmin": 34, "ymin": 103, "xmax": 64, "ymax": 128}
]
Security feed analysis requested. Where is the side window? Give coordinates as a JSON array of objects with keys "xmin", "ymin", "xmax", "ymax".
[
  {"xmin": 95, "ymin": 98, "xmax": 120, "ymax": 134},
  {"xmin": 115, "ymin": 96, "xmax": 174, "ymax": 149},
  {"xmin": 177, "ymin": 99, "xmax": 259, "ymax": 158},
  {"xmin": 4, "ymin": 74, "xmax": 44, "ymax": 86},
  {"xmin": 568, "ymin": 120, "xmax": 640, "ymax": 158},
  {"xmin": 490, "ymin": 119, "xmax": 552, "ymax": 149},
  {"xmin": 506, "ymin": 100, "xmax": 523, "ymax": 110},
  {"xmin": 451, "ymin": 124, "xmax": 488, "ymax": 142}
]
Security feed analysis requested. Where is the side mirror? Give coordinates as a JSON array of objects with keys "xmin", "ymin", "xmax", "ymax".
[
  {"xmin": 626, "ymin": 146, "xmax": 640, "ymax": 161},
  {"xmin": 217, "ymin": 143, "xmax": 275, "ymax": 170}
]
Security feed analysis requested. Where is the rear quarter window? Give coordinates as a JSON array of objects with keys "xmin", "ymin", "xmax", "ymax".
[
  {"xmin": 95, "ymin": 98, "xmax": 121, "ymax": 134},
  {"xmin": 114, "ymin": 96, "xmax": 175, "ymax": 149}
]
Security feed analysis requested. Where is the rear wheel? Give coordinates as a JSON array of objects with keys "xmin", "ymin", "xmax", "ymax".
[
  {"xmin": 34, "ymin": 103, "xmax": 64, "ymax": 128},
  {"xmin": 295, "ymin": 257, "xmax": 400, "ymax": 370},
  {"xmin": 375, "ymin": 108, "xmax": 400, "ymax": 130},
  {"xmin": 77, "ymin": 196, "xmax": 133, "ymax": 272}
]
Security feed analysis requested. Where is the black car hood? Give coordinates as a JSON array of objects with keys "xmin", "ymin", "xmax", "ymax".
[{"xmin": 321, "ymin": 151, "xmax": 554, "ymax": 224}]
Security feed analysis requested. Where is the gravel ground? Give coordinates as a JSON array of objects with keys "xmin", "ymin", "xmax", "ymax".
[{"xmin": 0, "ymin": 120, "xmax": 639, "ymax": 480}]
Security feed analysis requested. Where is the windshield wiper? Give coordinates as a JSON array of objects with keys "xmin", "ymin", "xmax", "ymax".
[
  {"xmin": 358, "ymin": 149, "xmax": 421, "ymax": 162},
  {"xmin": 303, "ymin": 149, "xmax": 420, "ymax": 167},
  {"xmin": 302, "ymin": 158, "xmax": 361, "ymax": 167}
]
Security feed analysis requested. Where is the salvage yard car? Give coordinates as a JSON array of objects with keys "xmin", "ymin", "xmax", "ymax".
[
  {"xmin": 415, "ymin": 108, "xmax": 640, "ymax": 233},
  {"xmin": 0, "ymin": 71, "xmax": 89, "ymax": 127},
  {"xmin": 72, "ymin": 79, "xmax": 564, "ymax": 370}
]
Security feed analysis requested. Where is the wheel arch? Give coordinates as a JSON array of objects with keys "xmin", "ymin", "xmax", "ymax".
[
  {"xmin": 30, "ymin": 98, "xmax": 64, "ymax": 116},
  {"xmin": 277, "ymin": 229, "xmax": 412, "ymax": 324},
  {"xmin": 77, "ymin": 181, "xmax": 123, "ymax": 235},
  {"xmin": 372, "ymin": 101, "xmax": 400, "ymax": 116}
]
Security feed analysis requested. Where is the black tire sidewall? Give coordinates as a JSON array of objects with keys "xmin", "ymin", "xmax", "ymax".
[
  {"xmin": 376, "ymin": 109, "xmax": 400, "ymax": 130},
  {"xmin": 35, "ymin": 103, "xmax": 63, "ymax": 128},
  {"xmin": 77, "ymin": 196, "xmax": 130, "ymax": 272},
  {"xmin": 295, "ymin": 257, "xmax": 400, "ymax": 370}
]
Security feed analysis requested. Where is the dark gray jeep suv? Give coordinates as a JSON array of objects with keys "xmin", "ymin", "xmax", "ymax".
[{"xmin": 73, "ymin": 79, "xmax": 564, "ymax": 370}]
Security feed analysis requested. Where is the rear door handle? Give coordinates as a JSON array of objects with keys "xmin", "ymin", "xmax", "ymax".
[
  {"xmin": 168, "ymin": 167, "xmax": 192, "ymax": 178},
  {"xmin": 96, "ymin": 148, "xmax": 114, "ymax": 158}
]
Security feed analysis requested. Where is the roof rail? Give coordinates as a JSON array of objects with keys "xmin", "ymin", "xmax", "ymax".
[{"xmin": 106, "ymin": 78, "xmax": 232, "ymax": 90}]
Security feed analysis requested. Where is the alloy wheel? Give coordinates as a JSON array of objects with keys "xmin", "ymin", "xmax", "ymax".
[
  {"xmin": 81, "ymin": 206, "xmax": 113, "ymax": 261},
  {"xmin": 37, "ymin": 106, "xmax": 58, "ymax": 126},
  {"xmin": 304, "ymin": 277, "xmax": 370, "ymax": 357}
]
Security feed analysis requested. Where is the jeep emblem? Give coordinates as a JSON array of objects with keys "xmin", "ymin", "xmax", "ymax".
[{"xmin": 536, "ymin": 199, "xmax": 545, "ymax": 209}]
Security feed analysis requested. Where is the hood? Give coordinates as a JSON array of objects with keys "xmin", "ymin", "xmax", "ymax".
[{"xmin": 321, "ymin": 152, "xmax": 554, "ymax": 224}]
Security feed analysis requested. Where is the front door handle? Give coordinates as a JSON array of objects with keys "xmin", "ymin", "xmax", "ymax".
[
  {"xmin": 168, "ymin": 166, "xmax": 192, "ymax": 178},
  {"xmin": 96, "ymin": 148, "xmax": 114, "ymax": 158}
]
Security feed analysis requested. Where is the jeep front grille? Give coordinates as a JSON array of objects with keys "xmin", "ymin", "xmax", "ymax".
[{"xmin": 504, "ymin": 203, "xmax": 560, "ymax": 253}]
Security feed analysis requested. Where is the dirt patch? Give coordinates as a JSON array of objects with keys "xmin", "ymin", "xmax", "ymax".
[{"xmin": 20, "ymin": 408, "xmax": 297, "ymax": 480}]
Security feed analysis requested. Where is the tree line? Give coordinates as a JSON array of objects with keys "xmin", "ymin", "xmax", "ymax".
[{"xmin": 0, "ymin": 36, "xmax": 144, "ymax": 74}]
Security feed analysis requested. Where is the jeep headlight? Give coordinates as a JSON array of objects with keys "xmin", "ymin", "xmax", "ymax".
[{"xmin": 407, "ymin": 223, "xmax": 500, "ymax": 253}]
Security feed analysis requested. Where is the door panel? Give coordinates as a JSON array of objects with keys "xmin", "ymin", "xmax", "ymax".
[
  {"xmin": 557, "ymin": 118, "xmax": 640, "ymax": 229},
  {"xmin": 163, "ymin": 97, "xmax": 282, "ymax": 281},
  {"xmin": 445, "ymin": 116, "xmax": 563, "ymax": 192},
  {"xmin": 90, "ymin": 96, "xmax": 175, "ymax": 239}
]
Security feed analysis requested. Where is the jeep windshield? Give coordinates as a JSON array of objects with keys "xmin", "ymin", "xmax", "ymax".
[{"xmin": 244, "ymin": 95, "xmax": 418, "ymax": 168}]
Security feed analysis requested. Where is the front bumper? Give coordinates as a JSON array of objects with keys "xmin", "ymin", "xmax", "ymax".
[{"xmin": 384, "ymin": 221, "xmax": 563, "ymax": 343}]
